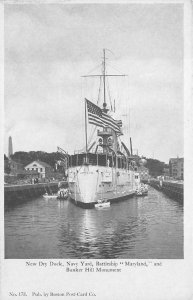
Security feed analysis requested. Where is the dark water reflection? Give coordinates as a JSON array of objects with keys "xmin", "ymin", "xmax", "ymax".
[{"xmin": 5, "ymin": 187, "xmax": 183, "ymax": 259}]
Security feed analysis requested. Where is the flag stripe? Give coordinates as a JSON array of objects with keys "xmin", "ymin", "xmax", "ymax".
[
  {"xmin": 115, "ymin": 120, "xmax": 122, "ymax": 127},
  {"xmin": 87, "ymin": 112, "xmax": 106, "ymax": 127},
  {"xmin": 102, "ymin": 113, "xmax": 120, "ymax": 131},
  {"xmin": 88, "ymin": 117, "xmax": 105, "ymax": 127},
  {"xmin": 89, "ymin": 120, "xmax": 103, "ymax": 128}
]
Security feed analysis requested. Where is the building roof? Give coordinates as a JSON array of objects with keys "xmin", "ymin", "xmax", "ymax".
[
  {"xmin": 25, "ymin": 160, "xmax": 52, "ymax": 168},
  {"xmin": 169, "ymin": 157, "xmax": 184, "ymax": 163}
]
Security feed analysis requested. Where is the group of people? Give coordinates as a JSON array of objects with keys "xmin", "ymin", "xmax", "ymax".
[
  {"xmin": 31, "ymin": 177, "xmax": 39, "ymax": 184},
  {"xmin": 58, "ymin": 188, "xmax": 69, "ymax": 199}
]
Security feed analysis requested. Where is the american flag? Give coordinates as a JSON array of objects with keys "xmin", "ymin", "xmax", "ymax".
[
  {"xmin": 115, "ymin": 120, "xmax": 122, "ymax": 127},
  {"xmin": 86, "ymin": 99, "xmax": 122, "ymax": 134}
]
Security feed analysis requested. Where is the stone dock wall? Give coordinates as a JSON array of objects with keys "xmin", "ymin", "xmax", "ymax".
[
  {"xmin": 4, "ymin": 181, "xmax": 67, "ymax": 204},
  {"xmin": 149, "ymin": 179, "xmax": 183, "ymax": 203}
]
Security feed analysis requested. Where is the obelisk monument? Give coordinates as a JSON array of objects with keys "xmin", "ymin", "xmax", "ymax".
[{"xmin": 8, "ymin": 136, "xmax": 13, "ymax": 159}]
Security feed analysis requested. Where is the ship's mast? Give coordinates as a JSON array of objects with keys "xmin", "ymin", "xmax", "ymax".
[
  {"xmin": 103, "ymin": 49, "xmax": 107, "ymax": 112},
  {"xmin": 82, "ymin": 50, "xmax": 127, "ymax": 154},
  {"xmin": 82, "ymin": 49, "xmax": 126, "ymax": 111}
]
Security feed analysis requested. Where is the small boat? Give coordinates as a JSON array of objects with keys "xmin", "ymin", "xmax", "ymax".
[
  {"xmin": 135, "ymin": 183, "xmax": 148, "ymax": 196},
  {"xmin": 43, "ymin": 193, "xmax": 58, "ymax": 199},
  {"xmin": 95, "ymin": 200, "xmax": 110, "ymax": 209},
  {"xmin": 142, "ymin": 184, "xmax": 148, "ymax": 195},
  {"xmin": 142, "ymin": 189, "xmax": 148, "ymax": 196},
  {"xmin": 57, "ymin": 188, "xmax": 69, "ymax": 200},
  {"xmin": 135, "ymin": 190, "xmax": 143, "ymax": 196}
]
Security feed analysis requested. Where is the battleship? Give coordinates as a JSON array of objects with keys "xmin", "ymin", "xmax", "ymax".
[{"xmin": 64, "ymin": 50, "xmax": 139, "ymax": 208}]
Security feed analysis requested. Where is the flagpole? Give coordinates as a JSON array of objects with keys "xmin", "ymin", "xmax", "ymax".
[{"xmin": 85, "ymin": 99, "xmax": 88, "ymax": 154}]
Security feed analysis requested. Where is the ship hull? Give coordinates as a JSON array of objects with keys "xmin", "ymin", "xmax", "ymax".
[
  {"xmin": 68, "ymin": 165, "xmax": 136, "ymax": 208},
  {"xmin": 69, "ymin": 192, "xmax": 135, "ymax": 208}
]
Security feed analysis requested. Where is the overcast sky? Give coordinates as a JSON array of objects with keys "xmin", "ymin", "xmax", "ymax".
[{"xmin": 4, "ymin": 3, "xmax": 183, "ymax": 163}]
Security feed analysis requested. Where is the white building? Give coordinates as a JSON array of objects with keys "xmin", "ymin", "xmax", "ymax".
[{"xmin": 24, "ymin": 160, "xmax": 53, "ymax": 178}]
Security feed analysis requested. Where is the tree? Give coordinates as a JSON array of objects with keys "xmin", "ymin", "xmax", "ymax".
[
  {"xmin": 146, "ymin": 158, "xmax": 165, "ymax": 177},
  {"xmin": 4, "ymin": 154, "xmax": 11, "ymax": 174},
  {"xmin": 11, "ymin": 151, "xmax": 62, "ymax": 168}
]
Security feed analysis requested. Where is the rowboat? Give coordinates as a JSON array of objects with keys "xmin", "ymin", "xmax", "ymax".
[
  {"xmin": 43, "ymin": 193, "xmax": 58, "ymax": 199},
  {"xmin": 95, "ymin": 200, "xmax": 111, "ymax": 209}
]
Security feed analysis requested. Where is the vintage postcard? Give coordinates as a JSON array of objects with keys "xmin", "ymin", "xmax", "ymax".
[{"xmin": 1, "ymin": 0, "xmax": 193, "ymax": 299}]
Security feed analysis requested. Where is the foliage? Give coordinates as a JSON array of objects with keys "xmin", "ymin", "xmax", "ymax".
[
  {"xmin": 4, "ymin": 155, "xmax": 11, "ymax": 174},
  {"xmin": 8, "ymin": 151, "xmax": 167, "ymax": 178},
  {"xmin": 10, "ymin": 151, "xmax": 63, "ymax": 168},
  {"xmin": 146, "ymin": 158, "xmax": 165, "ymax": 177}
]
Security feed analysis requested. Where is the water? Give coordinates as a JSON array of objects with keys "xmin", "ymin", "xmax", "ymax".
[{"xmin": 4, "ymin": 187, "xmax": 183, "ymax": 259}]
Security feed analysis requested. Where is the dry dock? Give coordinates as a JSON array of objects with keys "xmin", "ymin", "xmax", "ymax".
[{"xmin": 149, "ymin": 179, "xmax": 183, "ymax": 203}]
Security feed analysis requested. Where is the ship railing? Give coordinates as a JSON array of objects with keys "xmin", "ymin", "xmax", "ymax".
[{"xmin": 68, "ymin": 152, "xmax": 133, "ymax": 170}]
